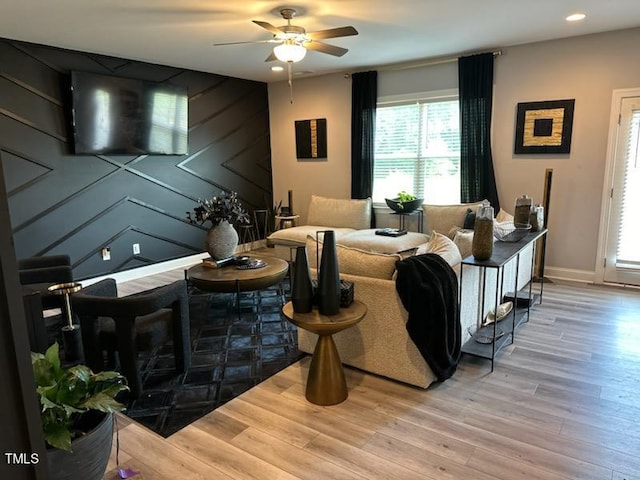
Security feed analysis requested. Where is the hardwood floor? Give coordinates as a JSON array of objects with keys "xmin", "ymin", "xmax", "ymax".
[{"xmin": 104, "ymin": 273, "xmax": 640, "ymax": 480}]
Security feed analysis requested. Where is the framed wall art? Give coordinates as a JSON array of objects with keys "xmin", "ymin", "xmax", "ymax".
[
  {"xmin": 514, "ymin": 99, "xmax": 575, "ymax": 154},
  {"xmin": 295, "ymin": 118, "xmax": 327, "ymax": 160}
]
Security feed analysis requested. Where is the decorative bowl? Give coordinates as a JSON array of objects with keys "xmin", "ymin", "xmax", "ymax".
[
  {"xmin": 385, "ymin": 197, "xmax": 423, "ymax": 213},
  {"xmin": 493, "ymin": 222, "xmax": 531, "ymax": 242}
]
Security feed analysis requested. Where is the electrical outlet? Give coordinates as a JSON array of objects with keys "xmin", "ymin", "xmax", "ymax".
[
  {"xmin": 101, "ymin": 247, "xmax": 111, "ymax": 261},
  {"xmin": 133, "ymin": 243, "xmax": 140, "ymax": 255}
]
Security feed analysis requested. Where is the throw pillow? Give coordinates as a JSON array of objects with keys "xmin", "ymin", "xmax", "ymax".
[
  {"xmin": 452, "ymin": 229, "xmax": 474, "ymax": 259},
  {"xmin": 415, "ymin": 231, "xmax": 462, "ymax": 267},
  {"xmin": 495, "ymin": 208, "xmax": 514, "ymax": 223},
  {"xmin": 463, "ymin": 208, "xmax": 476, "ymax": 229}
]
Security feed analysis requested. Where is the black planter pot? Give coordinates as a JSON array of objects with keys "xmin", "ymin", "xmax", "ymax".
[
  {"xmin": 46, "ymin": 412, "xmax": 114, "ymax": 480},
  {"xmin": 292, "ymin": 246, "xmax": 313, "ymax": 313},
  {"xmin": 317, "ymin": 230, "xmax": 341, "ymax": 315}
]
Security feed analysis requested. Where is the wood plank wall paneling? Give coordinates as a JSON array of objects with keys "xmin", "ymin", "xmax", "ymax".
[{"xmin": 0, "ymin": 38, "xmax": 272, "ymax": 280}]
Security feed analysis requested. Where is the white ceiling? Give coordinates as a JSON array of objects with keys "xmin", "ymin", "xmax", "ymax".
[{"xmin": 2, "ymin": 0, "xmax": 640, "ymax": 83}]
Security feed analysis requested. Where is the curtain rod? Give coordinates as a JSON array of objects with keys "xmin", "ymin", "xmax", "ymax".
[{"xmin": 372, "ymin": 49, "xmax": 502, "ymax": 73}]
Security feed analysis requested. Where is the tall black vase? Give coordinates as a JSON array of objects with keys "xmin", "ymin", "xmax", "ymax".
[
  {"xmin": 292, "ymin": 246, "xmax": 313, "ymax": 313},
  {"xmin": 317, "ymin": 230, "xmax": 341, "ymax": 315}
]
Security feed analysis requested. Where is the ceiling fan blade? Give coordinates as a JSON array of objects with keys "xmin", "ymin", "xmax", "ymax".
[
  {"xmin": 264, "ymin": 52, "xmax": 277, "ymax": 62},
  {"xmin": 307, "ymin": 26, "xmax": 358, "ymax": 40},
  {"xmin": 213, "ymin": 39, "xmax": 276, "ymax": 47},
  {"xmin": 305, "ymin": 41, "xmax": 348, "ymax": 57},
  {"xmin": 253, "ymin": 20, "xmax": 283, "ymax": 36}
]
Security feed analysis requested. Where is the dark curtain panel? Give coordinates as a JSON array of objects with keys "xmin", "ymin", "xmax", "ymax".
[
  {"xmin": 458, "ymin": 53, "xmax": 500, "ymax": 211},
  {"xmin": 351, "ymin": 71, "xmax": 377, "ymax": 201}
]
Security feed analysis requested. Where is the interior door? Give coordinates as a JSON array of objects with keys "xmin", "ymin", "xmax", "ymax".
[{"xmin": 603, "ymin": 94, "xmax": 640, "ymax": 285}]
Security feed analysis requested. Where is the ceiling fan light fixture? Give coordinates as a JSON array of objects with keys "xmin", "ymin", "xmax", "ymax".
[
  {"xmin": 566, "ymin": 12, "xmax": 586, "ymax": 22},
  {"xmin": 273, "ymin": 41, "xmax": 306, "ymax": 63}
]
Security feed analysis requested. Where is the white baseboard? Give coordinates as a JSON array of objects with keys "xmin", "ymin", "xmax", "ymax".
[
  {"xmin": 81, "ymin": 240, "xmax": 267, "ymax": 286},
  {"xmin": 82, "ymin": 252, "xmax": 209, "ymax": 286},
  {"xmin": 544, "ymin": 266, "xmax": 595, "ymax": 284}
]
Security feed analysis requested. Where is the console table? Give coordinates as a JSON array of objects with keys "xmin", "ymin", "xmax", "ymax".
[{"xmin": 460, "ymin": 229, "xmax": 547, "ymax": 371}]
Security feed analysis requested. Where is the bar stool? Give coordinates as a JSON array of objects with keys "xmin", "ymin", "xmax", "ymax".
[
  {"xmin": 238, "ymin": 223, "xmax": 257, "ymax": 251},
  {"xmin": 253, "ymin": 209, "xmax": 271, "ymax": 239}
]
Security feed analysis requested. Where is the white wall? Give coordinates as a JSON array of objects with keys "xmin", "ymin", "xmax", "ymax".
[
  {"xmin": 268, "ymin": 27, "xmax": 640, "ymax": 282},
  {"xmin": 268, "ymin": 73, "xmax": 352, "ymax": 223},
  {"xmin": 493, "ymin": 28, "xmax": 640, "ymax": 280}
]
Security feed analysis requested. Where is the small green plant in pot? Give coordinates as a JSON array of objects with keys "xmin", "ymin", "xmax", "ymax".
[
  {"xmin": 385, "ymin": 191, "xmax": 422, "ymax": 213},
  {"xmin": 32, "ymin": 342, "xmax": 129, "ymax": 480},
  {"xmin": 32, "ymin": 342, "xmax": 129, "ymax": 451},
  {"xmin": 31, "ymin": 343, "xmax": 129, "ymax": 480}
]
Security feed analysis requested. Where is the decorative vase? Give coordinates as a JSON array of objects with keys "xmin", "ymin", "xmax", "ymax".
[
  {"xmin": 205, "ymin": 220, "xmax": 239, "ymax": 260},
  {"xmin": 292, "ymin": 246, "xmax": 313, "ymax": 313},
  {"xmin": 514, "ymin": 194, "xmax": 533, "ymax": 227},
  {"xmin": 46, "ymin": 412, "xmax": 113, "ymax": 480},
  {"xmin": 472, "ymin": 202, "xmax": 494, "ymax": 261},
  {"xmin": 317, "ymin": 230, "xmax": 341, "ymax": 315}
]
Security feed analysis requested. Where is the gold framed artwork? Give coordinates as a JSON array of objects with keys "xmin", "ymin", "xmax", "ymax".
[
  {"xmin": 295, "ymin": 118, "xmax": 327, "ymax": 160},
  {"xmin": 514, "ymin": 99, "xmax": 575, "ymax": 154}
]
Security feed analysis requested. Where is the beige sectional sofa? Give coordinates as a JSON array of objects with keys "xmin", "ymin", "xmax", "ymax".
[{"xmin": 267, "ymin": 195, "xmax": 534, "ymax": 388}]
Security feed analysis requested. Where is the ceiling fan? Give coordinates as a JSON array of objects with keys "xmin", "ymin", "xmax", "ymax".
[{"xmin": 214, "ymin": 8, "xmax": 358, "ymax": 63}]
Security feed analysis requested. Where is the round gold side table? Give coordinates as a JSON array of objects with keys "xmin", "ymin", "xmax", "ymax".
[{"xmin": 283, "ymin": 300, "xmax": 367, "ymax": 406}]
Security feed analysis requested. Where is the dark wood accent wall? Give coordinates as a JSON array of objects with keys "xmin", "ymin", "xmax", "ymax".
[{"xmin": 0, "ymin": 38, "xmax": 272, "ymax": 280}]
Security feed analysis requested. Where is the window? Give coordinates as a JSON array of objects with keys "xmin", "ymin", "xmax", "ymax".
[{"xmin": 373, "ymin": 92, "xmax": 460, "ymax": 204}]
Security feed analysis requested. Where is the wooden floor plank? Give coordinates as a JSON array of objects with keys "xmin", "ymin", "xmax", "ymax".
[
  {"xmin": 105, "ymin": 421, "xmax": 233, "ymax": 479},
  {"xmin": 168, "ymin": 425, "xmax": 300, "ymax": 480},
  {"xmin": 229, "ymin": 427, "xmax": 365, "ymax": 480},
  {"xmin": 303, "ymin": 433, "xmax": 429, "ymax": 480},
  {"xmin": 361, "ymin": 433, "xmax": 500, "ymax": 480}
]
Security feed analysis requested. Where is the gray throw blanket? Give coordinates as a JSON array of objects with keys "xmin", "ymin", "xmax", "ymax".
[{"xmin": 395, "ymin": 253, "xmax": 461, "ymax": 381}]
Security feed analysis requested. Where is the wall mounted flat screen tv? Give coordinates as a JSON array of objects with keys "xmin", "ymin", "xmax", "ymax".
[{"xmin": 71, "ymin": 71, "xmax": 188, "ymax": 155}]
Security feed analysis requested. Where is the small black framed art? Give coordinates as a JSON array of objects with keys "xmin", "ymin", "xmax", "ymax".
[
  {"xmin": 514, "ymin": 99, "xmax": 575, "ymax": 154},
  {"xmin": 295, "ymin": 118, "xmax": 327, "ymax": 160}
]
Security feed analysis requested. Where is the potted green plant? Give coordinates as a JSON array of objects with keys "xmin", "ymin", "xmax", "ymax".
[
  {"xmin": 32, "ymin": 342, "xmax": 129, "ymax": 480},
  {"xmin": 186, "ymin": 191, "xmax": 250, "ymax": 259},
  {"xmin": 385, "ymin": 191, "xmax": 423, "ymax": 213}
]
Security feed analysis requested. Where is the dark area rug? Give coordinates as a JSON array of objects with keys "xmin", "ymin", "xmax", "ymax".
[
  {"xmin": 42, "ymin": 278, "xmax": 303, "ymax": 437},
  {"xmin": 122, "ymin": 281, "xmax": 303, "ymax": 437}
]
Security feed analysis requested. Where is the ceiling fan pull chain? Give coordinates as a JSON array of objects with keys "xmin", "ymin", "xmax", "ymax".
[{"xmin": 288, "ymin": 62, "xmax": 294, "ymax": 104}]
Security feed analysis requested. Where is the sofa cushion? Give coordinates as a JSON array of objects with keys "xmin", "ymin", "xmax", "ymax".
[
  {"xmin": 307, "ymin": 195, "xmax": 372, "ymax": 230},
  {"xmin": 267, "ymin": 226, "xmax": 355, "ymax": 247},
  {"xmin": 422, "ymin": 201, "xmax": 486, "ymax": 235},
  {"xmin": 496, "ymin": 208, "xmax": 514, "ymax": 223},
  {"xmin": 448, "ymin": 227, "xmax": 474, "ymax": 259},
  {"xmin": 306, "ymin": 235, "xmax": 401, "ymax": 280},
  {"xmin": 338, "ymin": 229, "xmax": 429, "ymax": 254},
  {"xmin": 415, "ymin": 231, "xmax": 462, "ymax": 267}
]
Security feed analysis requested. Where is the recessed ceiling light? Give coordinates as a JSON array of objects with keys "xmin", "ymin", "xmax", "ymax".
[
  {"xmin": 271, "ymin": 65, "xmax": 284, "ymax": 72},
  {"xmin": 566, "ymin": 13, "xmax": 586, "ymax": 22}
]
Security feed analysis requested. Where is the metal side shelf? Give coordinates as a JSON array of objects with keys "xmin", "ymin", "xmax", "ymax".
[
  {"xmin": 459, "ymin": 230, "xmax": 547, "ymax": 371},
  {"xmin": 462, "ymin": 294, "xmax": 540, "ymax": 359}
]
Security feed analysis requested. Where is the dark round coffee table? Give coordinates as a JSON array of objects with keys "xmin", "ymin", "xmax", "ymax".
[
  {"xmin": 187, "ymin": 257, "xmax": 289, "ymax": 318},
  {"xmin": 187, "ymin": 256, "xmax": 288, "ymax": 292}
]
